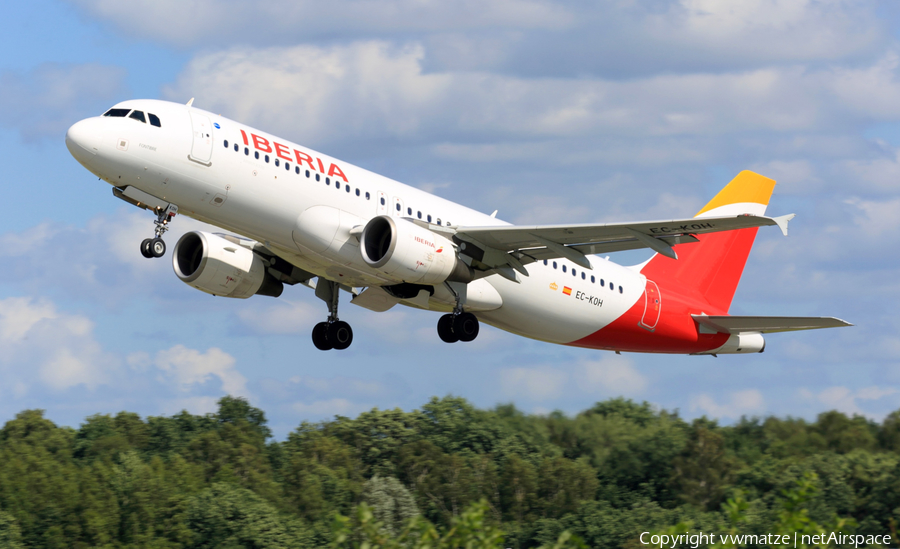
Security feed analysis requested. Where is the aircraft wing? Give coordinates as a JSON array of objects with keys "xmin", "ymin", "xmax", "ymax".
[
  {"xmin": 692, "ymin": 315, "xmax": 853, "ymax": 334},
  {"xmin": 441, "ymin": 213, "xmax": 794, "ymax": 276}
]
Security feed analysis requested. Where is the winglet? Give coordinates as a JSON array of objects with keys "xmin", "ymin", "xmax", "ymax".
[
  {"xmin": 773, "ymin": 213, "xmax": 795, "ymax": 236},
  {"xmin": 186, "ymin": 97, "xmax": 195, "ymax": 107}
]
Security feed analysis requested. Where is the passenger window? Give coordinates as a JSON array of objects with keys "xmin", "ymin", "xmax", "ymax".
[
  {"xmin": 265, "ymin": 155, "xmax": 269, "ymax": 163},
  {"xmin": 306, "ymin": 170, "xmax": 310, "ymax": 177},
  {"xmin": 591, "ymin": 275, "xmax": 595, "ymax": 283},
  {"xmin": 346, "ymin": 185, "xmax": 351, "ymax": 193},
  {"xmin": 254, "ymin": 151, "xmax": 259, "ymax": 159},
  {"xmin": 224, "ymin": 140, "xmax": 229, "ymax": 148},
  {"xmin": 600, "ymin": 279, "xmax": 605, "ymax": 287},
  {"xmin": 295, "ymin": 167, "xmax": 300, "ymax": 174},
  {"xmin": 233, "ymin": 143, "xmax": 238, "ymax": 152},
  {"xmin": 244, "ymin": 147, "xmax": 249, "ymax": 155},
  {"xmin": 437, "ymin": 218, "xmax": 442, "ymax": 225},
  {"xmin": 581, "ymin": 272, "xmax": 586, "ymax": 280},
  {"xmin": 417, "ymin": 211, "xmax": 422, "ymax": 219},
  {"xmin": 543, "ymin": 260, "xmax": 548, "ymax": 265},
  {"xmin": 316, "ymin": 174, "xmax": 320, "ymax": 181},
  {"xmin": 407, "ymin": 207, "xmax": 412, "ymax": 215},
  {"xmin": 380, "ymin": 197, "xmax": 386, "ymax": 205},
  {"xmin": 619, "ymin": 286, "xmax": 623, "ymax": 293},
  {"xmin": 427, "ymin": 214, "xmax": 432, "ymax": 222},
  {"xmin": 148, "ymin": 113, "xmax": 161, "ymax": 127},
  {"xmin": 129, "ymin": 110, "xmax": 146, "ymax": 123},
  {"xmin": 572, "ymin": 269, "xmax": 577, "ymax": 277},
  {"xmin": 553, "ymin": 261, "xmax": 557, "ymax": 269},
  {"xmin": 285, "ymin": 163, "xmax": 290, "ymax": 171},
  {"xmin": 103, "ymin": 108, "xmax": 130, "ymax": 117},
  {"xmin": 396, "ymin": 203, "xmax": 401, "ymax": 211},
  {"xmin": 366, "ymin": 192, "xmax": 370, "ymax": 200},
  {"xmin": 274, "ymin": 158, "xmax": 279, "ymax": 167},
  {"xmin": 609, "ymin": 282, "xmax": 614, "ymax": 291},
  {"xmin": 355, "ymin": 188, "xmax": 360, "ymax": 196},
  {"xmin": 562, "ymin": 265, "xmax": 567, "ymax": 273}
]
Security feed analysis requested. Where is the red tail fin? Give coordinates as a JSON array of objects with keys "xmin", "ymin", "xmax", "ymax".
[{"xmin": 640, "ymin": 171, "xmax": 776, "ymax": 313}]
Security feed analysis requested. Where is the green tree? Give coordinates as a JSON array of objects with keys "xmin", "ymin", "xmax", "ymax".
[
  {"xmin": 186, "ymin": 483, "xmax": 313, "ymax": 548},
  {"xmin": 360, "ymin": 475, "xmax": 419, "ymax": 536},
  {"xmin": 0, "ymin": 511, "xmax": 25, "ymax": 549}
]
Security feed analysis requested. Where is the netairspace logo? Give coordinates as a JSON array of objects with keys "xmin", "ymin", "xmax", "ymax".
[{"xmin": 639, "ymin": 531, "xmax": 893, "ymax": 548}]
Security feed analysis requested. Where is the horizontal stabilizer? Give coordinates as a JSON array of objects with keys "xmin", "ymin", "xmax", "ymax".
[{"xmin": 692, "ymin": 315, "xmax": 853, "ymax": 334}]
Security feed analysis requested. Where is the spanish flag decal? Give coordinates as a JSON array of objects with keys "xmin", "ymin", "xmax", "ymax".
[{"xmin": 562, "ymin": 286, "xmax": 572, "ymax": 296}]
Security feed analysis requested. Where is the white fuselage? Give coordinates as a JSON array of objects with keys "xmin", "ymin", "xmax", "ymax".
[{"xmin": 66, "ymin": 99, "xmax": 649, "ymax": 346}]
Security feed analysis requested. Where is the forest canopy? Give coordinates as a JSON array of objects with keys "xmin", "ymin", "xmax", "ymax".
[{"xmin": 1, "ymin": 396, "xmax": 898, "ymax": 548}]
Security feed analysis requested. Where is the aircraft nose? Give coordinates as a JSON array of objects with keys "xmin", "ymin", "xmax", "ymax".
[{"xmin": 65, "ymin": 118, "xmax": 101, "ymax": 159}]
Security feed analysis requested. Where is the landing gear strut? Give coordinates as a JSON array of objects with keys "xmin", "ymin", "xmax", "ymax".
[
  {"xmin": 312, "ymin": 279, "xmax": 353, "ymax": 351},
  {"xmin": 437, "ymin": 282, "xmax": 479, "ymax": 343},
  {"xmin": 140, "ymin": 204, "xmax": 177, "ymax": 259}
]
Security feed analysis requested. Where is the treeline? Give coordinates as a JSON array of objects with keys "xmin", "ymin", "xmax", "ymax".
[{"xmin": 1, "ymin": 396, "xmax": 899, "ymax": 548}]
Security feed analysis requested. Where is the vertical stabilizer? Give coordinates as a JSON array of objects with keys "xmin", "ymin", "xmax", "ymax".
[{"xmin": 640, "ymin": 171, "xmax": 776, "ymax": 313}]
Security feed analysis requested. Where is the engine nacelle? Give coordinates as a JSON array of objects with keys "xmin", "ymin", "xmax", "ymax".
[
  {"xmin": 360, "ymin": 216, "xmax": 472, "ymax": 285},
  {"xmin": 172, "ymin": 231, "xmax": 283, "ymax": 299}
]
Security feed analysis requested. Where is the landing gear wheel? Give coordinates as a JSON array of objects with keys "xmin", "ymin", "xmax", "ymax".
[
  {"xmin": 140, "ymin": 238, "xmax": 153, "ymax": 258},
  {"xmin": 150, "ymin": 238, "xmax": 166, "ymax": 258},
  {"xmin": 328, "ymin": 321, "xmax": 353, "ymax": 350},
  {"xmin": 312, "ymin": 322, "xmax": 333, "ymax": 351},
  {"xmin": 454, "ymin": 312, "xmax": 479, "ymax": 342},
  {"xmin": 437, "ymin": 314, "xmax": 459, "ymax": 343}
]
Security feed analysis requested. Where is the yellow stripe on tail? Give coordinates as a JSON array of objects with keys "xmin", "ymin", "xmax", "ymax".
[{"xmin": 695, "ymin": 170, "xmax": 776, "ymax": 218}]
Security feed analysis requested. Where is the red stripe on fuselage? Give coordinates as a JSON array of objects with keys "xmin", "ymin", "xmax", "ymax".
[{"xmin": 568, "ymin": 228, "xmax": 759, "ymax": 353}]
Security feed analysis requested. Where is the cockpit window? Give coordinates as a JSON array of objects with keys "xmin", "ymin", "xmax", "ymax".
[
  {"xmin": 148, "ymin": 113, "xmax": 161, "ymax": 127},
  {"xmin": 103, "ymin": 108, "xmax": 130, "ymax": 117},
  {"xmin": 129, "ymin": 110, "xmax": 146, "ymax": 123}
]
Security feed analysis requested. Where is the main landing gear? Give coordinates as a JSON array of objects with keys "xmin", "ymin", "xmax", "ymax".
[
  {"xmin": 140, "ymin": 204, "xmax": 178, "ymax": 259},
  {"xmin": 436, "ymin": 283, "xmax": 479, "ymax": 343},
  {"xmin": 312, "ymin": 279, "xmax": 353, "ymax": 351}
]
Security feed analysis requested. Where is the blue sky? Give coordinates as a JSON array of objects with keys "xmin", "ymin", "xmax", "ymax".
[{"xmin": 2, "ymin": 0, "xmax": 899, "ymax": 438}]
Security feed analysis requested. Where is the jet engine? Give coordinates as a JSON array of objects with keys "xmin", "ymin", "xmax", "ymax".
[
  {"xmin": 172, "ymin": 231, "xmax": 283, "ymax": 299},
  {"xmin": 359, "ymin": 216, "xmax": 473, "ymax": 285}
]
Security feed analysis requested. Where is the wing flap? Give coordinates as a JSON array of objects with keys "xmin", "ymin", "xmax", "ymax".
[{"xmin": 692, "ymin": 315, "xmax": 853, "ymax": 334}]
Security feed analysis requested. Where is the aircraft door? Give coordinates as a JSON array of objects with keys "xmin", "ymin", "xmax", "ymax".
[
  {"xmin": 392, "ymin": 196, "xmax": 404, "ymax": 217},
  {"xmin": 639, "ymin": 280, "xmax": 661, "ymax": 331},
  {"xmin": 188, "ymin": 111, "xmax": 213, "ymax": 165},
  {"xmin": 377, "ymin": 191, "xmax": 388, "ymax": 215}
]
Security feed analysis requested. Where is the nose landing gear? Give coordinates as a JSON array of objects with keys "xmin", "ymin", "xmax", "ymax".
[
  {"xmin": 312, "ymin": 279, "xmax": 354, "ymax": 351},
  {"xmin": 140, "ymin": 204, "xmax": 177, "ymax": 259}
]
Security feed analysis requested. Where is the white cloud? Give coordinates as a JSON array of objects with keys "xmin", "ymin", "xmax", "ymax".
[
  {"xmin": 0, "ymin": 63, "xmax": 126, "ymax": 140},
  {"xmin": 577, "ymin": 355, "xmax": 648, "ymax": 394},
  {"xmin": 236, "ymin": 300, "xmax": 319, "ymax": 335},
  {"xmin": 800, "ymin": 385, "xmax": 899, "ymax": 417},
  {"xmin": 162, "ymin": 40, "xmax": 900, "ymax": 156},
  {"xmin": 500, "ymin": 367, "xmax": 568, "ymax": 400},
  {"xmin": 69, "ymin": 0, "xmax": 569, "ymax": 48},
  {"xmin": 690, "ymin": 389, "xmax": 765, "ymax": 419},
  {"xmin": 0, "ymin": 210, "xmax": 223, "ymax": 307},
  {"xmin": 0, "ymin": 296, "xmax": 114, "ymax": 391},
  {"xmin": 499, "ymin": 355, "xmax": 647, "ymax": 403},
  {"xmin": 844, "ymin": 197, "xmax": 900, "ymax": 237},
  {"xmin": 154, "ymin": 345, "xmax": 247, "ymax": 396},
  {"xmin": 292, "ymin": 398, "xmax": 364, "ymax": 418}
]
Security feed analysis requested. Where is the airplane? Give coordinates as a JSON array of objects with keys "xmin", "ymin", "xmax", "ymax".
[{"xmin": 65, "ymin": 99, "xmax": 851, "ymax": 354}]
